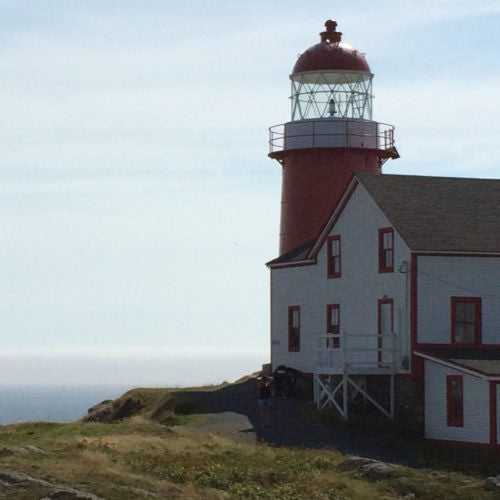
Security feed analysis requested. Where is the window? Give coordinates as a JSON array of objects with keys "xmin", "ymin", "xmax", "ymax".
[
  {"xmin": 446, "ymin": 375, "xmax": 464, "ymax": 427},
  {"xmin": 327, "ymin": 235, "xmax": 341, "ymax": 278},
  {"xmin": 288, "ymin": 306, "xmax": 300, "ymax": 352},
  {"xmin": 378, "ymin": 228, "xmax": 394, "ymax": 273},
  {"xmin": 451, "ymin": 297, "xmax": 482, "ymax": 345},
  {"xmin": 326, "ymin": 304, "xmax": 340, "ymax": 348}
]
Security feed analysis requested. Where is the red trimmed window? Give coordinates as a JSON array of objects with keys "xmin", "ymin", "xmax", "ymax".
[
  {"xmin": 451, "ymin": 297, "xmax": 482, "ymax": 345},
  {"xmin": 288, "ymin": 306, "xmax": 300, "ymax": 352},
  {"xmin": 326, "ymin": 304, "xmax": 340, "ymax": 348},
  {"xmin": 378, "ymin": 227, "xmax": 394, "ymax": 273},
  {"xmin": 327, "ymin": 235, "xmax": 341, "ymax": 278},
  {"xmin": 446, "ymin": 375, "xmax": 464, "ymax": 427}
]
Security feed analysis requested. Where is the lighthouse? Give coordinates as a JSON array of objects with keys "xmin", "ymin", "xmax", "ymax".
[{"xmin": 269, "ymin": 20, "xmax": 399, "ymax": 255}]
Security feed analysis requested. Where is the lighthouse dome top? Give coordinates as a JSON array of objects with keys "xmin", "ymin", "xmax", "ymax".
[{"xmin": 292, "ymin": 20, "xmax": 371, "ymax": 77}]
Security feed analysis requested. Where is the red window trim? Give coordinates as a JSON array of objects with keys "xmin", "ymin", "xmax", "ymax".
[
  {"xmin": 326, "ymin": 304, "xmax": 340, "ymax": 348},
  {"xmin": 378, "ymin": 227, "xmax": 394, "ymax": 273},
  {"xmin": 288, "ymin": 305, "xmax": 300, "ymax": 352},
  {"xmin": 377, "ymin": 298, "xmax": 394, "ymax": 363},
  {"xmin": 450, "ymin": 297, "xmax": 482, "ymax": 346},
  {"xmin": 446, "ymin": 375, "xmax": 464, "ymax": 427},
  {"xmin": 327, "ymin": 235, "xmax": 341, "ymax": 279}
]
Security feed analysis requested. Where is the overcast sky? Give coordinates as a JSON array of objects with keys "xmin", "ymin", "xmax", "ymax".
[{"xmin": 1, "ymin": 0, "xmax": 499, "ymax": 385}]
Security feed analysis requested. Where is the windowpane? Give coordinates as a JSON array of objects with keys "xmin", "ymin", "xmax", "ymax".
[
  {"xmin": 331, "ymin": 308, "xmax": 338, "ymax": 325},
  {"xmin": 456, "ymin": 324, "xmax": 475, "ymax": 344},
  {"xmin": 327, "ymin": 305, "xmax": 340, "ymax": 348},
  {"xmin": 455, "ymin": 303, "xmax": 466, "ymax": 322},
  {"xmin": 384, "ymin": 249, "xmax": 393, "ymax": 267},
  {"xmin": 464, "ymin": 303, "xmax": 476, "ymax": 322},
  {"xmin": 288, "ymin": 307, "xmax": 300, "ymax": 352},
  {"xmin": 383, "ymin": 232, "xmax": 392, "ymax": 248},
  {"xmin": 333, "ymin": 240, "xmax": 339, "ymax": 256}
]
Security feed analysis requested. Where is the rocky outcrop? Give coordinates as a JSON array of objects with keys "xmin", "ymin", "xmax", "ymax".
[
  {"xmin": 359, "ymin": 461, "xmax": 396, "ymax": 480},
  {"xmin": 337, "ymin": 456, "xmax": 397, "ymax": 480},
  {"xmin": 0, "ymin": 470, "xmax": 51, "ymax": 487},
  {"xmin": 0, "ymin": 470, "xmax": 101, "ymax": 499},
  {"xmin": 40, "ymin": 485, "xmax": 101, "ymax": 499},
  {"xmin": 84, "ymin": 396, "xmax": 145, "ymax": 423},
  {"xmin": 484, "ymin": 476, "xmax": 500, "ymax": 491}
]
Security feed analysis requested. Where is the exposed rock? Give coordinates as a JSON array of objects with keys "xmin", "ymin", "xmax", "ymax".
[
  {"xmin": 360, "ymin": 461, "xmax": 396, "ymax": 481},
  {"xmin": 337, "ymin": 456, "xmax": 378, "ymax": 471},
  {"xmin": 84, "ymin": 396, "xmax": 145, "ymax": 423},
  {"xmin": 484, "ymin": 476, "xmax": 500, "ymax": 491},
  {"xmin": 337, "ymin": 456, "xmax": 396, "ymax": 480},
  {"xmin": 129, "ymin": 486, "xmax": 157, "ymax": 497},
  {"xmin": 84, "ymin": 400, "xmax": 115, "ymax": 423},
  {"xmin": 0, "ymin": 448, "xmax": 13, "ymax": 458},
  {"xmin": 0, "ymin": 471, "xmax": 51, "ymax": 486},
  {"xmin": 19, "ymin": 445, "xmax": 48, "ymax": 455},
  {"xmin": 40, "ymin": 485, "xmax": 101, "ymax": 499}
]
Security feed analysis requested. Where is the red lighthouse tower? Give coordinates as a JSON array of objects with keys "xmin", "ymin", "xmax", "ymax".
[{"xmin": 269, "ymin": 20, "xmax": 399, "ymax": 255}]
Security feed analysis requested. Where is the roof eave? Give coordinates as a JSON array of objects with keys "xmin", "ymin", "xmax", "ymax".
[{"xmin": 414, "ymin": 351, "xmax": 500, "ymax": 380}]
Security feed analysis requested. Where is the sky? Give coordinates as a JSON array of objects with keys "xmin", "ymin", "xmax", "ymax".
[{"xmin": 0, "ymin": 0, "xmax": 499, "ymax": 385}]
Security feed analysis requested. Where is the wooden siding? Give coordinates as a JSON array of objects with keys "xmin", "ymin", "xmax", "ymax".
[
  {"xmin": 417, "ymin": 256, "xmax": 500, "ymax": 345},
  {"xmin": 270, "ymin": 183, "xmax": 411, "ymax": 373},
  {"xmin": 424, "ymin": 360, "xmax": 489, "ymax": 444}
]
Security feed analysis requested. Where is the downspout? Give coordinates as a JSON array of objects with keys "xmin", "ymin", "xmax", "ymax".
[{"xmin": 398, "ymin": 260, "xmax": 410, "ymax": 371}]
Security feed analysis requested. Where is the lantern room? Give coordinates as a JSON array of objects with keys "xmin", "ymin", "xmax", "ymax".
[
  {"xmin": 290, "ymin": 20, "xmax": 373, "ymax": 121},
  {"xmin": 269, "ymin": 20, "xmax": 398, "ymax": 159}
]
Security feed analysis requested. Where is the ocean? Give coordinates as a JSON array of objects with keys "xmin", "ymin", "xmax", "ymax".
[{"xmin": 0, "ymin": 385, "xmax": 129, "ymax": 425}]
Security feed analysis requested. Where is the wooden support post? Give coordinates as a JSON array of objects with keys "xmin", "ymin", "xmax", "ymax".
[
  {"xmin": 343, "ymin": 371, "xmax": 349, "ymax": 419},
  {"xmin": 313, "ymin": 374, "xmax": 318, "ymax": 407},
  {"xmin": 390, "ymin": 373, "xmax": 395, "ymax": 420}
]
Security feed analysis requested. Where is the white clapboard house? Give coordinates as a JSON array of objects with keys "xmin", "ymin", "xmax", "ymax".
[{"xmin": 267, "ymin": 173, "xmax": 500, "ymax": 448}]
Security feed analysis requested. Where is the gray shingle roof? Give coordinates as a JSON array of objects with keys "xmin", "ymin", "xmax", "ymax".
[
  {"xmin": 267, "ymin": 172, "xmax": 500, "ymax": 266},
  {"xmin": 266, "ymin": 240, "xmax": 315, "ymax": 266},
  {"xmin": 357, "ymin": 173, "xmax": 500, "ymax": 252}
]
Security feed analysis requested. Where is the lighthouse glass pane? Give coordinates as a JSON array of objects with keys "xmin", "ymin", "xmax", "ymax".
[{"xmin": 291, "ymin": 71, "xmax": 373, "ymax": 121}]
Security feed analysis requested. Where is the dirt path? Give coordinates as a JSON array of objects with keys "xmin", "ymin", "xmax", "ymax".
[{"xmin": 175, "ymin": 379, "xmax": 420, "ymax": 467}]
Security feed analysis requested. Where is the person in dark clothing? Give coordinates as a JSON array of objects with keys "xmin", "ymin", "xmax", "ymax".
[
  {"xmin": 273, "ymin": 365, "xmax": 299, "ymax": 398},
  {"xmin": 257, "ymin": 375, "xmax": 272, "ymax": 426}
]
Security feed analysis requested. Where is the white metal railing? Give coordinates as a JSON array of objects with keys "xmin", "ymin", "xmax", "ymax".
[
  {"xmin": 269, "ymin": 120, "xmax": 395, "ymax": 154},
  {"xmin": 316, "ymin": 332, "xmax": 399, "ymax": 372}
]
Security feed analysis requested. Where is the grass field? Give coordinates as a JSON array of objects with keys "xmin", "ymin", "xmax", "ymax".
[{"xmin": 0, "ymin": 380, "xmax": 497, "ymax": 499}]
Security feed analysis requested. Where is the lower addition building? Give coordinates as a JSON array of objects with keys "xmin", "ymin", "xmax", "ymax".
[{"xmin": 267, "ymin": 173, "xmax": 500, "ymax": 448}]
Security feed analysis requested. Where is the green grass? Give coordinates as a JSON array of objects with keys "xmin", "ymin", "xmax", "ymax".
[{"xmin": 0, "ymin": 416, "xmax": 495, "ymax": 499}]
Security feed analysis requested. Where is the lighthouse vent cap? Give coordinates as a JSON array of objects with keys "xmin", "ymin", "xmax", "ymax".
[{"xmin": 292, "ymin": 19, "xmax": 371, "ymax": 74}]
